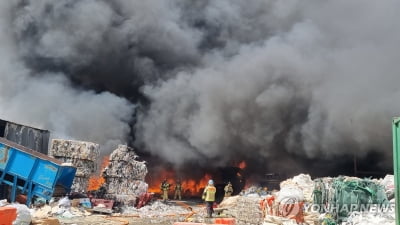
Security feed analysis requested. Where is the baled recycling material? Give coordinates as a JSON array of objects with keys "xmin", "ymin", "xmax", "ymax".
[
  {"xmin": 312, "ymin": 176, "xmax": 389, "ymax": 222},
  {"xmin": 261, "ymin": 174, "xmax": 394, "ymax": 225},
  {"xmin": 50, "ymin": 139, "xmax": 100, "ymax": 192},
  {"xmin": 102, "ymin": 145, "xmax": 148, "ymax": 205}
]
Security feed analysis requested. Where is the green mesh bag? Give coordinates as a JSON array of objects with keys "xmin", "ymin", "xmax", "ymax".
[{"xmin": 313, "ymin": 176, "xmax": 389, "ymax": 223}]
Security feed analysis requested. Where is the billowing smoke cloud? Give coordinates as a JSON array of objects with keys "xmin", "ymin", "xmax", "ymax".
[
  {"xmin": 1, "ymin": 0, "xmax": 399, "ymax": 175},
  {"xmin": 135, "ymin": 0, "xmax": 400, "ymax": 174},
  {"xmin": 0, "ymin": 1, "xmax": 134, "ymax": 153}
]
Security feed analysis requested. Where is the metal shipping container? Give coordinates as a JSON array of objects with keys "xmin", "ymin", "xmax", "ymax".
[{"xmin": 0, "ymin": 119, "xmax": 50, "ymax": 155}]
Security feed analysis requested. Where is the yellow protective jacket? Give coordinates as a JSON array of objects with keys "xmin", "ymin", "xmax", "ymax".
[{"xmin": 202, "ymin": 185, "xmax": 216, "ymax": 202}]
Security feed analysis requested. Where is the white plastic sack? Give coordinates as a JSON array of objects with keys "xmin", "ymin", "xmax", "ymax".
[
  {"xmin": 380, "ymin": 175, "xmax": 395, "ymax": 199},
  {"xmin": 0, "ymin": 199, "xmax": 7, "ymax": 206},
  {"xmin": 58, "ymin": 196, "xmax": 71, "ymax": 208},
  {"xmin": 61, "ymin": 210, "xmax": 76, "ymax": 218},
  {"xmin": 292, "ymin": 174, "xmax": 313, "ymax": 188},
  {"xmin": 10, "ymin": 203, "xmax": 32, "ymax": 225},
  {"xmin": 277, "ymin": 186, "xmax": 304, "ymax": 202},
  {"xmin": 281, "ymin": 174, "xmax": 314, "ymax": 202}
]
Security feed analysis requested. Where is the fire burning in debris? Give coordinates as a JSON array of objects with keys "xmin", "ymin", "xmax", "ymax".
[
  {"xmin": 181, "ymin": 173, "xmax": 212, "ymax": 195},
  {"xmin": 147, "ymin": 169, "xmax": 212, "ymax": 197},
  {"xmin": 87, "ymin": 156, "xmax": 110, "ymax": 191},
  {"xmin": 238, "ymin": 161, "xmax": 247, "ymax": 169},
  {"xmin": 147, "ymin": 169, "xmax": 176, "ymax": 193}
]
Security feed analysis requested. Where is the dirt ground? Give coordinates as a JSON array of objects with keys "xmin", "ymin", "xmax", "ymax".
[
  {"xmin": 55, "ymin": 200, "xmax": 207, "ymax": 225},
  {"xmin": 58, "ymin": 215, "xmax": 176, "ymax": 225}
]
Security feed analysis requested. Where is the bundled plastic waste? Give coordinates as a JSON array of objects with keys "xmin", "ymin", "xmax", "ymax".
[
  {"xmin": 379, "ymin": 175, "xmax": 394, "ymax": 200},
  {"xmin": 50, "ymin": 139, "xmax": 100, "ymax": 192},
  {"xmin": 259, "ymin": 174, "xmax": 393, "ymax": 225},
  {"xmin": 317, "ymin": 176, "xmax": 389, "ymax": 222},
  {"xmin": 219, "ymin": 195, "xmax": 264, "ymax": 225},
  {"xmin": 50, "ymin": 139, "xmax": 99, "ymax": 161},
  {"xmin": 260, "ymin": 174, "xmax": 313, "ymax": 223},
  {"xmin": 102, "ymin": 145, "xmax": 148, "ymax": 205},
  {"xmin": 10, "ymin": 203, "xmax": 32, "ymax": 225},
  {"xmin": 281, "ymin": 174, "xmax": 314, "ymax": 202}
]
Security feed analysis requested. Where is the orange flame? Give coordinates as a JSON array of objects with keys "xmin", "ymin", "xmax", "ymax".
[
  {"xmin": 147, "ymin": 169, "xmax": 212, "ymax": 197},
  {"xmin": 87, "ymin": 156, "xmax": 110, "ymax": 191},
  {"xmin": 147, "ymin": 169, "xmax": 176, "ymax": 193},
  {"xmin": 238, "ymin": 161, "xmax": 246, "ymax": 169},
  {"xmin": 181, "ymin": 173, "xmax": 211, "ymax": 195}
]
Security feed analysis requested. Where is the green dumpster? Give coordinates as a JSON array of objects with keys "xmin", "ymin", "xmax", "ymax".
[{"xmin": 392, "ymin": 118, "xmax": 400, "ymax": 225}]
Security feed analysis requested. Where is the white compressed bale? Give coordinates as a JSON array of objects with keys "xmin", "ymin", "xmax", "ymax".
[
  {"xmin": 101, "ymin": 145, "xmax": 148, "ymax": 205},
  {"xmin": 280, "ymin": 174, "xmax": 313, "ymax": 202},
  {"xmin": 218, "ymin": 195, "xmax": 263, "ymax": 225},
  {"xmin": 49, "ymin": 139, "xmax": 100, "ymax": 193},
  {"xmin": 50, "ymin": 139, "xmax": 100, "ymax": 161},
  {"xmin": 54, "ymin": 157, "xmax": 97, "ymax": 176},
  {"xmin": 276, "ymin": 186, "xmax": 304, "ymax": 202},
  {"xmin": 103, "ymin": 179, "xmax": 148, "ymax": 195},
  {"xmin": 70, "ymin": 176, "xmax": 90, "ymax": 193},
  {"xmin": 103, "ymin": 160, "xmax": 147, "ymax": 180}
]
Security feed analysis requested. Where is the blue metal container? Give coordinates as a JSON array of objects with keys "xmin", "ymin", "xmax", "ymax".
[{"xmin": 0, "ymin": 137, "xmax": 76, "ymax": 206}]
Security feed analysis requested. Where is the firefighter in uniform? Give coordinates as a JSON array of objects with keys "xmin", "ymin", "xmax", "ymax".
[
  {"xmin": 224, "ymin": 181, "xmax": 233, "ymax": 197},
  {"xmin": 202, "ymin": 179, "xmax": 217, "ymax": 218},
  {"xmin": 174, "ymin": 179, "xmax": 182, "ymax": 200},
  {"xmin": 160, "ymin": 179, "xmax": 170, "ymax": 202}
]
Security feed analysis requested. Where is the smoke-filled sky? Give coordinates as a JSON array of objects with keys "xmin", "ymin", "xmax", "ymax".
[{"xmin": 1, "ymin": 0, "xmax": 399, "ymax": 176}]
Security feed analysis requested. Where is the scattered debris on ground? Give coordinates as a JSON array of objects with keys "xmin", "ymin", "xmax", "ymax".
[
  {"xmin": 258, "ymin": 174, "xmax": 395, "ymax": 225},
  {"xmin": 0, "ymin": 172, "xmax": 396, "ymax": 225},
  {"xmin": 0, "ymin": 125, "xmax": 396, "ymax": 225}
]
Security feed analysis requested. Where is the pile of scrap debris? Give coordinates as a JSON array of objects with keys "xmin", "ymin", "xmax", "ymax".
[
  {"xmin": 212, "ymin": 173, "xmax": 395, "ymax": 225},
  {"xmin": 0, "ymin": 118, "xmax": 153, "ymax": 224},
  {"xmin": 102, "ymin": 145, "xmax": 149, "ymax": 206},
  {"xmin": 256, "ymin": 173, "xmax": 395, "ymax": 225},
  {"xmin": 49, "ymin": 139, "xmax": 150, "ymax": 210}
]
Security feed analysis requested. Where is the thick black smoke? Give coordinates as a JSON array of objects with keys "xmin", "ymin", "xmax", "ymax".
[{"xmin": 1, "ymin": 0, "xmax": 399, "ymax": 178}]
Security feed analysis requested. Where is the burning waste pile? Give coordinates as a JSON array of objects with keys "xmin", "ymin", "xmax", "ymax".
[
  {"xmin": 101, "ymin": 145, "xmax": 149, "ymax": 205},
  {"xmin": 50, "ymin": 139, "xmax": 100, "ymax": 193},
  {"xmin": 21, "ymin": 143, "xmax": 153, "ymax": 224}
]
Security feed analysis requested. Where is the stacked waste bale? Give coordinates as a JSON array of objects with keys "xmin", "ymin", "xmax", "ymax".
[
  {"xmin": 280, "ymin": 173, "xmax": 314, "ymax": 202},
  {"xmin": 50, "ymin": 139, "xmax": 100, "ymax": 193},
  {"xmin": 219, "ymin": 196, "xmax": 263, "ymax": 225},
  {"xmin": 102, "ymin": 145, "xmax": 148, "ymax": 205}
]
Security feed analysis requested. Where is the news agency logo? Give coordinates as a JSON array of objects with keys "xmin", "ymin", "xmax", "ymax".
[
  {"xmin": 304, "ymin": 203, "xmax": 395, "ymax": 214},
  {"xmin": 278, "ymin": 197, "xmax": 301, "ymax": 217},
  {"xmin": 277, "ymin": 197, "xmax": 395, "ymax": 217}
]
